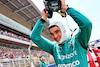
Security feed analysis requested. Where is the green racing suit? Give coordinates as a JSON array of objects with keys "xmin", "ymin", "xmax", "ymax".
[
  {"xmin": 30, "ymin": 8, "xmax": 92, "ymax": 67},
  {"xmin": 40, "ymin": 62, "xmax": 47, "ymax": 67}
]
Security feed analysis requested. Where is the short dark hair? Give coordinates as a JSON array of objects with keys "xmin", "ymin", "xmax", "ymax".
[{"xmin": 48, "ymin": 25, "xmax": 57, "ymax": 29}]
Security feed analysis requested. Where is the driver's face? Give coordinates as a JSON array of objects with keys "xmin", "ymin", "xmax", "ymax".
[{"xmin": 49, "ymin": 26, "xmax": 62, "ymax": 42}]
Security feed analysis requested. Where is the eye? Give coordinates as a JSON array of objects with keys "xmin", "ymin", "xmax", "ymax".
[
  {"xmin": 55, "ymin": 29, "xmax": 59, "ymax": 34},
  {"xmin": 50, "ymin": 33, "xmax": 53, "ymax": 36}
]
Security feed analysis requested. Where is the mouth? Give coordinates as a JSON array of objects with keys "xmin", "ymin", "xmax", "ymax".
[{"xmin": 55, "ymin": 37, "xmax": 60, "ymax": 42}]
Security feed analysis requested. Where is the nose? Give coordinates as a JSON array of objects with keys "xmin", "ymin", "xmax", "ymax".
[{"xmin": 54, "ymin": 34, "xmax": 57, "ymax": 38}]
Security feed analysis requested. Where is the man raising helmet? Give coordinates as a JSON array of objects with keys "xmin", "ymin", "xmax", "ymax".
[{"xmin": 30, "ymin": 0, "xmax": 92, "ymax": 66}]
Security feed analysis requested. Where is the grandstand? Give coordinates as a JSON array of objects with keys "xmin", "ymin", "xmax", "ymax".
[
  {"xmin": 0, "ymin": 0, "xmax": 100, "ymax": 67},
  {"xmin": 0, "ymin": 0, "xmax": 55, "ymax": 67},
  {"xmin": 88, "ymin": 39, "xmax": 100, "ymax": 49}
]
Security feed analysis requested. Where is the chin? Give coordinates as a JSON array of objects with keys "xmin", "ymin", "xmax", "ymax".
[{"xmin": 56, "ymin": 40, "xmax": 60, "ymax": 42}]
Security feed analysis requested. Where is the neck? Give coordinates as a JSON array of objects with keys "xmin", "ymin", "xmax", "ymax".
[{"xmin": 59, "ymin": 36, "xmax": 71, "ymax": 45}]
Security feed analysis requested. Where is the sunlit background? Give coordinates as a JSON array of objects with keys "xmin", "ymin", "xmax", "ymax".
[{"xmin": 32, "ymin": 0, "xmax": 100, "ymax": 42}]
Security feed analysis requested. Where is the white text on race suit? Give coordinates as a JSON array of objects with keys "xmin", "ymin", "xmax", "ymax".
[
  {"xmin": 57, "ymin": 50, "xmax": 77, "ymax": 60},
  {"xmin": 58, "ymin": 60, "xmax": 80, "ymax": 67}
]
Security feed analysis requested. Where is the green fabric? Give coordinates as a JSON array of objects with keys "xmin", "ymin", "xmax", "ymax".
[
  {"xmin": 40, "ymin": 62, "xmax": 47, "ymax": 67},
  {"xmin": 30, "ymin": 8, "xmax": 92, "ymax": 67}
]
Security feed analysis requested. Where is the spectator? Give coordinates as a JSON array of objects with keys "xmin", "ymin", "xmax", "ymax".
[
  {"xmin": 0, "ymin": 29, "xmax": 4, "ymax": 35},
  {"xmin": 4, "ymin": 30, "xmax": 8, "ymax": 36},
  {"xmin": 87, "ymin": 47, "xmax": 99, "ymax": 67},
  {"xmin": 18, "ymin": 54, "xmax": 22, "ymax": 60},
  {"xmin": 92, "ymin": 48, "xmax": 100, "ymax": 56},
  {"xmin": 8, "ymin": 52, "xmax": 15, "ymax": 59},
  {"xmin": 8, "ymin": 32, "xmax": 12, "ymax": 37},
  {"xmin": 40, "ymin": 56, "xmax": 48, "ymax": 67}
]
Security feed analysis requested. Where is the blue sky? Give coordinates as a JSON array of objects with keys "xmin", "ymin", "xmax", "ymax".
[{"xmin": 32, "ymin": 0, "xmax": 100, "ymax": 42}]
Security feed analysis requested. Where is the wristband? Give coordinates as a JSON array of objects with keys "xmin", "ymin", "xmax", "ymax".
[
  {"xmin": 40, "ymin": 18, "xmax": 46, "ymax": 23},
  {"xmin": 66, "ymin": 7, "xmax": 70, "ymax": 12}
]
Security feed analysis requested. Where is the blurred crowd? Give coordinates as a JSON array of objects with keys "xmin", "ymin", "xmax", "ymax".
[
  {"xmin": 0, "ymin": 28, "xmax": 55, "ymax": 66},
  {"xmin": 0, "ymin": 28, "xmax": 30, "ymax": 42},
  {"xmin": 0, "ymin": 46, "xmax": 54, "ymax": 63},
  {"xmin": 0, "ymin": 46, "xmax": 28, "ymax": 59}
]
